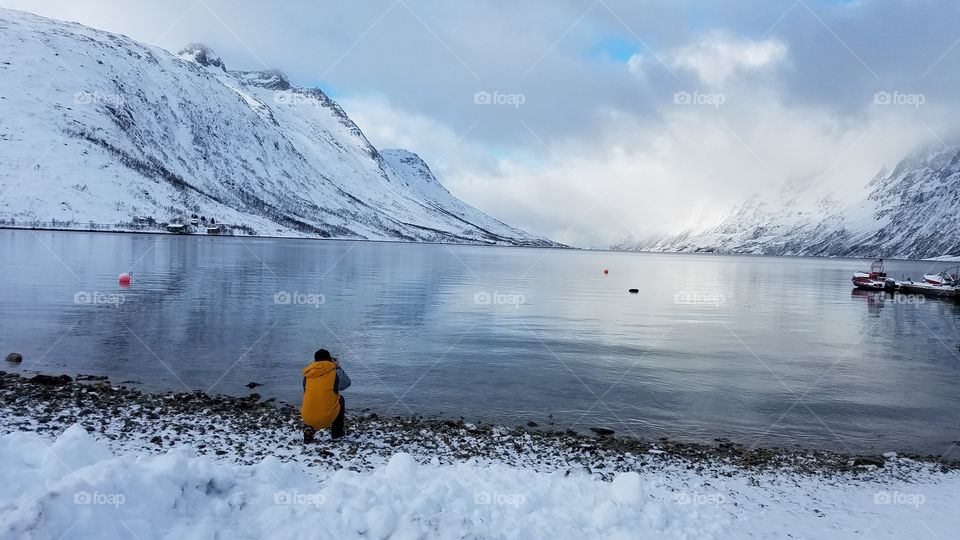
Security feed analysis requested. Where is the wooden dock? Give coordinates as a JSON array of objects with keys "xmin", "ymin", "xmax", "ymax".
[{"xmin": 899, "ymin": 281, "xmax": 960, "ymax": 298}]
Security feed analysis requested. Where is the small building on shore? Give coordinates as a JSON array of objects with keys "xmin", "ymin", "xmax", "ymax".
[{"xmin": 166, "ymin": 223, "xmax": 187, "ymax": 234}]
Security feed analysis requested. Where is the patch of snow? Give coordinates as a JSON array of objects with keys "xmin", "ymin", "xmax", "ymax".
[{"xmin": 2, "ymin": 425, "xmax": 958, "ymax": 539}]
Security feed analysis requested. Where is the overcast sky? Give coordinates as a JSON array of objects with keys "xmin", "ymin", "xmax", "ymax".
[{"xmin": 4, "ymin": 0, "xmax": 958, "ymax": 247}]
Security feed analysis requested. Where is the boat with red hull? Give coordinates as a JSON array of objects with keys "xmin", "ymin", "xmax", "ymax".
[
  {"xmin": 851, "ymin": 259, "xmax": 898, "ymax": 291},
  {"xmin": 923, "ymin": 266, "xmax": 959, "ymax": 286}
]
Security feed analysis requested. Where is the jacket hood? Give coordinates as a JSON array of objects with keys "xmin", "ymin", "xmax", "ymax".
[{"xmin": 303, "ymin": 360, "xmax": 336, "ymax": 378}]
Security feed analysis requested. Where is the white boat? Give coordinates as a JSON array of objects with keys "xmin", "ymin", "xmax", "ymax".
[{"xmin": 923, "ymin": 266, "xmax": 959, "ymax": 286}]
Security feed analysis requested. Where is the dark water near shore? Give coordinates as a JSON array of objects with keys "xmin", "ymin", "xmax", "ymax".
[{"xmin": 2, "ymin": 229, "xmax": 959, "ymax": 454}]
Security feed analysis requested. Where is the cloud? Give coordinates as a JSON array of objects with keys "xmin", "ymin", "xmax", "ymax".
[
  {"xmin": 339, "ymin": 94, "xmax": 464, "ymax": 158},
  {"xmin": 670, "ymin": 32, "xmax": 788, "ymax": 86},
  {"xmin": 450, "ymin": 91, "xmax": 949, "ymax": 248}
]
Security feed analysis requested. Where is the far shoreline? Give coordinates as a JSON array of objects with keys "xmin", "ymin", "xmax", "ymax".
[
  {"xmin": 3, "ymin": 225, "xmax": 958, "ymax": 262},
  {"xmin": 0, "ymin": 224, "xmax": 570, "ymax": 251}
]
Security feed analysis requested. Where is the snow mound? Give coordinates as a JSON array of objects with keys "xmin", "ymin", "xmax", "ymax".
[{"xmin": 0, "ymin": 426, "xmax": 727, "ymax": 539}]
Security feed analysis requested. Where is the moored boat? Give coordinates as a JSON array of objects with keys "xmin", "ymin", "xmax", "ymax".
[
  {"xmin": 851, "ymin": 258, "xmax": 898, "ymax": 291},
  {"xmin": 923, "ymin": 266, "xmax": 959, "ymax": 286}
]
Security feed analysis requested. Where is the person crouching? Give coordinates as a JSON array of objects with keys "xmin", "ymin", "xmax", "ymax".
[{"xmin": 301, "ymin": 349, "xmax": 351, "ymax": 442}]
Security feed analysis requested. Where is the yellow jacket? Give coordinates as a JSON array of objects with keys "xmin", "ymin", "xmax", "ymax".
[{"xmin": 300, "ymin": 361, "xmax": 342, "ymax": 429}]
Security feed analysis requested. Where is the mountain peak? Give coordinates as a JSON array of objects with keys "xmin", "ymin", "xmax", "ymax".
[
  {"xmin": 233, "ymin": 69, "xmax": 291, "ymax": 90},
  {"xmin": 381, "ymin": 148, "xmax": 424, "ymax": 163},
  {"xmin": 178, "ymin": 43, "xmax": 226, "ymax": 71},
  {"xmin": 380, "ymin": 149, "xmax": 439, "ymax": 186}
]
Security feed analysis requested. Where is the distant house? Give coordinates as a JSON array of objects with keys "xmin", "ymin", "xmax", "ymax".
[
  {"xmin": 206, "ymin": 226, "xmax": 221, "ymax": 235},
  {"xmin": 166, "ymin": 223, "xmax": 187, "ymax": 234}
]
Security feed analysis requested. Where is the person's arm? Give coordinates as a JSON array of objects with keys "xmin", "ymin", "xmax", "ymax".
[{"xmin": 334, "ymin": 367, "xmax": 351, "ymax": 392}]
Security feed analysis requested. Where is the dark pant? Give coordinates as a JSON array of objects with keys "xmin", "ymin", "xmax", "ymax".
[{"xmin": 331, "ymin": 395, "xmax": 346, "ymax": 439}]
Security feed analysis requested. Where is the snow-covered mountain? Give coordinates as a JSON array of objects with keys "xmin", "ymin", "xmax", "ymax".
[
  {"xmin": 613, "ymin": 147, "xmax": 960, "ymax": 259},
  {"xmin": 0, "ymin": 9, "xmax": 554, "ymax": 246}
]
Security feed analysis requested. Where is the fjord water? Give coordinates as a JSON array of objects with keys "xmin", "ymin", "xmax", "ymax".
[{"xmin": 2, "ymin": 230, "xmax": 959, "ymax": 454}]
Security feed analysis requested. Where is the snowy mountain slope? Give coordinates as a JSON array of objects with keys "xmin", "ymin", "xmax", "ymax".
[
  {"xmin": 0, "ymin": 9, "xmax": 554, "ymax": 246},
  {"xmin": 614, "ymin": 147, "xmax": 960, "ymax": 259}
]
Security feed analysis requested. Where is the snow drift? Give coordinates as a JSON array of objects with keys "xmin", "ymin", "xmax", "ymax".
[
  {"xmin": 0, "ymin": 425, "xmax": 728, "ymax": 539},
  {"xmin": 0, "ymin": 9, "xmax": 552, "ymax": 246},
  {"xmin": 3, "ymin": 425, "xmax": 959, "ymax": 539}
]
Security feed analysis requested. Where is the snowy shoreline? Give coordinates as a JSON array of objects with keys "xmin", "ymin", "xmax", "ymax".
[
  {"xmin": 3, "ymin": 372, "xmax": 960, "ymax": 538},
  {"xmin": 2, "ymin": 372, "xmax": 957, "ymax": 475},
  {"xmin": 0, "ymin": 225, "xmax": 568, "ymax": 249}
]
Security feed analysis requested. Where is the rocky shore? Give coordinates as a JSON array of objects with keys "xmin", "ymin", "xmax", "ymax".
[{"xmin": 1, "ymin": 371, "xmax": 956, "ymax": 480}]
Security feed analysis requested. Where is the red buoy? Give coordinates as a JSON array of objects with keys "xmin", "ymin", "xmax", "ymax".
[
  {"xmin": 118, "ymin": 272, "xmax": 131, "ymax": 288},
  {"xmin": 603, "ymin": 269, "xmax": 609, "ymax": 275}
]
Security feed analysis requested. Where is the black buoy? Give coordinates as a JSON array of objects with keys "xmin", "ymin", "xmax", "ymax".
[
  {"xmin": 5, "ymin": 352, "xmax": 22, "ymax": 364},
  {"xmin": 628, "ymin": 288, "xmax": 639, "ymax": 294}
]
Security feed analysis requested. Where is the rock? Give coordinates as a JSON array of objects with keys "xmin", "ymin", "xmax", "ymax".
[
  {"xmin": 882, "ymin": 451, "xmax": 898, "ymax": 460},
  {"xmin": 527, "ymin": 421, "xmax": 538, "ymax": 427},
  {"xmin": 853, "ymin": 456, "xmax": 885, "ymax": 467},
  {"xmin": 590, "ymin": 427, "xmax": 616, "ymax": 436},
  {"xmin": 150, "ymin": 435, "xmax": 163, "ymax": 445},
  {"xmin": 565, "ymin": 428, "xmax": 577, "ymax": 436},
  {"xmin": 5, "ymin": 352, "xmax": 22, "ymax": 364},
  {"xmin": 28, "ymin": 374, "xmax": 72, "ymax": 385},
  {"xmin": 245, "ymin": 382, "xmax": 261, "ymax": 389},
  {"xmin": 76, "ymin": 374, "xmax": 108, "ymax": 381}
]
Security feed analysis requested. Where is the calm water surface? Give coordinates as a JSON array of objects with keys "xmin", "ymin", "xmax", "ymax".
[{"xmin": 2, "ymin": 230, "xmax": 959, "ymax": 454}]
